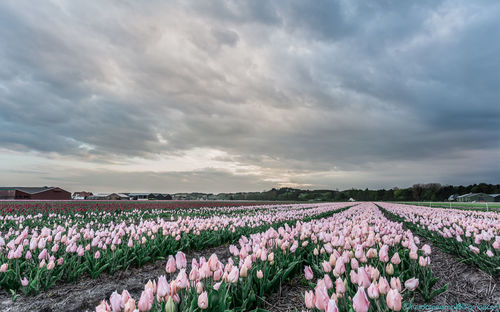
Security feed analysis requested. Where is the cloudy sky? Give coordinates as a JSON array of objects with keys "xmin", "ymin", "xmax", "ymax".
[{"xmin": 0, "ymin": 0, "xmax": 499, "ymax": 193}]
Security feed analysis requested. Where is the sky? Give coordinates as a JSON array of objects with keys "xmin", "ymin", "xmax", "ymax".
[{"xmin": 0, "ymin": 0, "xmax": 499, "ymax": 193}]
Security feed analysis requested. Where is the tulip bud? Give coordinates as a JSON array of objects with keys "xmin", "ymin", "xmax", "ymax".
[
  {"xmin": 385, "ymin": 263, "xmax": 394, "ymax": 275},
  {"xmin": 256, "ymin": 270, "xmax": 263, "ymax": 279},
  {"xmin": 239, "ymin": 265, "xmax": 248, "ymax": 278},
  {"xmin": 21, "ymin": 277, "xmax": 29, "ymax": 287},
  {"xmin": 165, "ymin": 296, "xmax": 176, "ymax": 312}
]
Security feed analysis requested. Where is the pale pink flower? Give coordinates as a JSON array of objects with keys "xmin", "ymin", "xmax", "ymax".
[
  {"xmin": 352, "ymin": 287, "xmax": 370, "ymax": 312},
  {"xmin": 198, "ymin": 291, "xmax": 208, "ymax": 310}
]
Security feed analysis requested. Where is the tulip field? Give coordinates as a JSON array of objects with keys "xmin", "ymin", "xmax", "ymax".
[
  {"xmin": 377, "ymin": 203, "xmax": 500, "ymax": 275},
  {"xmin": 0, "ymin": 201, "xmax": 498, "ymax": 311}
]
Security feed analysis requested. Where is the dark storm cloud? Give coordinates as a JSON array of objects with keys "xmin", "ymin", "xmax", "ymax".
[{"xmin": 0, "ymin": 0, "xmax": 499, "ymax": 190}]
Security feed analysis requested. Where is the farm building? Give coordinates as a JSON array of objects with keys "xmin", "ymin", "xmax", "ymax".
[
  {"xmin": 87, "ymin": 193, "xmax": 129, "ymax": 200},
  {"xmin": 128, "ymin": 193, "xmax": 151, "ymax": 200},
  {"xmin": 0, "ymin": 187, "xmax": 71, "ymax": 200},
  {"xmin": 456, "ymin": 193, "xmax": 500, "ymax": 202},
  {"xmin": 72, "ymin": 191, "xmax": 93, "ymax": 200},
  {"xmin": 128, "ymin": 193, "xmax": 172, "ymax": 200}
]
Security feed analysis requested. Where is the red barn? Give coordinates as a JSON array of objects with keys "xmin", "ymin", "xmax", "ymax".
[{"xmin": 0, "ymin": 187, "xmax": 71, "ymax": 200}]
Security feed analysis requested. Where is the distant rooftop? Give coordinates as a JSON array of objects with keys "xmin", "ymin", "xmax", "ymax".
[{"xmin": 0, "ymin": 186, "xmax": 56, "ymax": 194}]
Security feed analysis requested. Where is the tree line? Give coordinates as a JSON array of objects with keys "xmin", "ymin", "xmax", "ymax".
[{"xmin": 203, "ymin": 183, "xmax": 500, "ymax": 202}]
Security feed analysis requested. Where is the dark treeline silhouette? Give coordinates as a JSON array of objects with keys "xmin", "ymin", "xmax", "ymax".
[{"xmin": 204, "ymin": 183, "xmax": 500, "ymax": 201}]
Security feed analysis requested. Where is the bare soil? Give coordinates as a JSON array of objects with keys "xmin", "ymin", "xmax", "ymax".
[
  {"xmin": 0, "ymin": 244, "xmax": 232, "ymax": 312},
  {"xmin": 263, "ymin": 275, "xmax": 308, "ymax": 312}
]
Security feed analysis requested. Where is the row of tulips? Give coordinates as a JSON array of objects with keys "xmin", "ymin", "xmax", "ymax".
[
  {"xmin": 96, "ymin": 203, "xmax": 446, "ymax": 312},
  {"xmin": 377, "ymin": 203, "xmax": 500, "ymax": 276},
  {"xmin": 303, "ymin": 203, "xmax": 447, "ymax": 312},
  {"xmin": 0, "ymin": 203, "xmax": 351, "ymax": 295},
  {"xmin": 0, "ymin": 203, "xmax": 324, "ymax": 232},
  {"xmin": 0, "ymin": 200, "xmax": 276, "ymax": 215}
]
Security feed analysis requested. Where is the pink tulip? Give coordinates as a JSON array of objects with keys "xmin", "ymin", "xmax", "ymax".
[
  {"xmin": 198, "ymin": 291, "xmax": 209, "ymax": 310},
  {"xmin": 421, "ymin": 244, "xmax": 431, "ymax": 255},
  {"xmin": 493, "ymin": 240, "xmax": 500, "ymax": 249},
  {"xmin": 199, "ymin": 262, "xmax": 211, "ymax": 279},
  {"xmin": 175, "ymin": 269, "xmax": 189, "ymax": 289},
  {"xmin": 378, "ymin": 277, "xmax": 390, "ymax": 294},
  {"xmin": 175, "ymin": 251, "xmax": 187, "ymax": 270},
  {"xmin": 390, "ymin": 277, "xmax": 402, "ymax": 292},
  {"xmin": 121, "ymin": 290, "xmax": 131, "ymax": 304},
  {"xmin": 418, "ymin": 256, "xmax": 427, "ymax": 267},
  {"xmin": 166, "ymin": 256, "xmax": 176, "ymax": 273},
  {"xmin": 21, "ymin": 277, "xmax": 29, "ymax": 287},
  {"xmin": 305, "ymin": 290, "xmax": 315, "ymax": 309},
  {"xmin": 96, "ymin": 300, "xmax": 111, "ymax": 312},
  {"xmin": 409, "ymin": 250, "xmax": 418, "ymax": 260},
  {"xmin": 322, "ymin": 261, "xmax": 332, "ymax": 273},
  {"xmin": 469, "ymin": 245, "xmax": 480, "ymax": 255},
  {"xmin": 256, "ymin": 270, "xmax": 263, "ymax": 279},
  {"xmin": 123, "ymin": 299, "xmax": 136, "ymax": 312},
  {"xmin": 324, "ymin": 274, "xmax": 333, "ymax": 289},
  {"xmin": 47, "ymin": 261, "xmax": 55, "ymax": 270},
  {"xmin": 304, "ymin": 265, "xmax": 314, "ymax": 280},
  {"xmin": 38, "ymin": 249, "xmax": 47, "ymax": 260},
  {"xmin": 208, "ymin": 253, "xmax": 219, "ymax": 271},
  {"xmin": 196, "ymin": 281, "xmax": 203, "ymax": 294},
  {"xmin": 367, "ymin": 282, "xmax": 379, "ymax": 299},
  {"xmin": 314, "ymin": 283, "xmax": 329, "ymax": 311},
  {"xmin": 352, "ymin": 287, "xmax": 370, "ymax": 312},
  {"xmin": 227, "ymin": 267, "xmax": 239, "ymax": 283},
  {"xmin": 214, "ymin": 268, "xmax": 223, "ymax": 281},
  {"xmin": 379, "ymin": 245, "xmax": 389, "ymax": 262},
  {"xmin": 0, "ymin": 263, "xmax": 8, "ymax": 272},
  {"xmin": 335, "ymin": 277, "xmax": 345, "ymax": 295},
  {"xmin": 110, "ymin": 291, "xmax": 124, "ymax": 312},
  {"xmin": 95, "ymin": 251, "xmax": 101, "ymax": 259},
  {"xmin": 326, "ymin": 299, "xmax": 339, "ymax": 312},
  {"xmin": 137, "ymin": 289, "xmax": 153, "ymax": 311},
  {"xmin": 386, "ymin": 288, "xmax": 402, "ymax": 311},
  {"xmin": 350, "ymin": 270, "xmax": 357, "ymax": 284},
  {"xmin": 189, "ymin": 266, "xmax": 199, "ymax": 281},
  {"xmin": 333, "ymin": 259, "xmax": 345, "ymax": 276},
  {"xmin": 404, "ymin": 278, "xmax": 419, "ymax": 291},
  {"xmin": 157, "ymin": 275, "xmax": 169, "ymax": 298},
  {"xmin": 357, "ymin": 267, "xmax": 371, "ymax": 288},
  {"xmin": 145, "ymin": 279, "xmax": 156, "ymax": 295},
  {"xmin": 390, "ymin": 252, "xmax": 401, "ymax": 265},
  {"xmin": 351, "ymin": 258, "xmax": 359, "ymax": 270}
]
